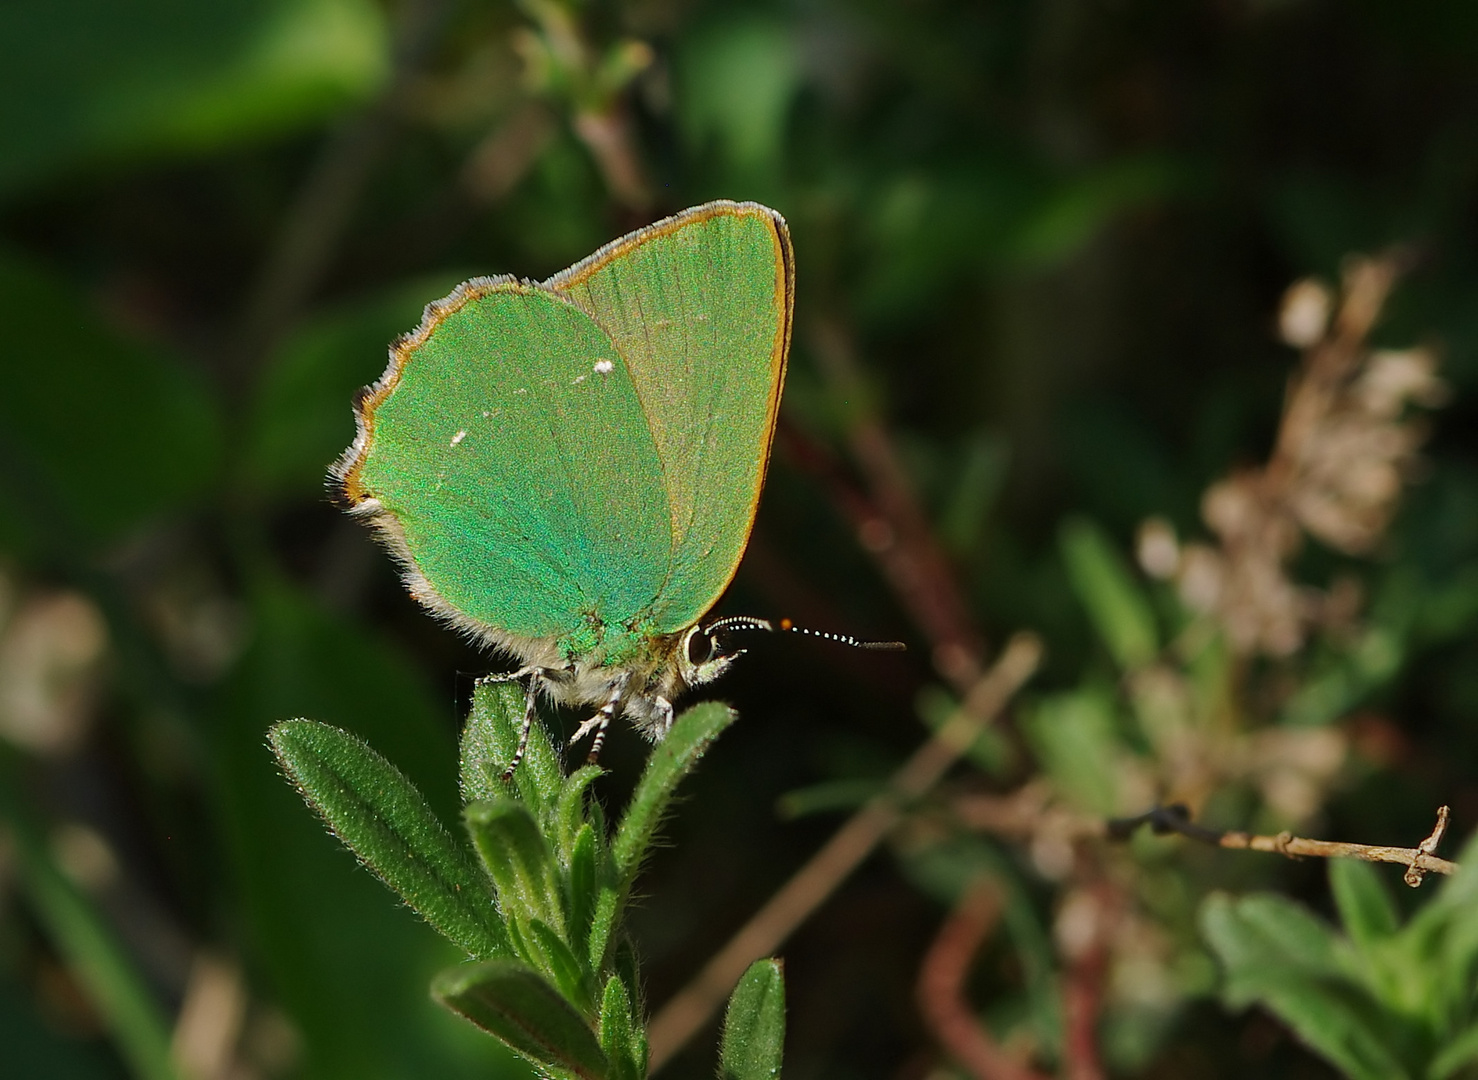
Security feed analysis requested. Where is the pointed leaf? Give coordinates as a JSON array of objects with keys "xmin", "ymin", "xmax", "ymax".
[
  {"xmin": 588, "ymin": 885, "xmax": 620, "ymax": 971},
  {"xmin": 565, "ymin": 824, "xmax": 599, "ymax": 962},
  {"xmin": 462, "ymin": 681, "xmax": 563, "ymax": 816},
  {"xmin": 613, "ymin": 702, "xmax": 736, "ymax": 885},
  {"xmin": 1059, "ymin": 517, "xmax": 1158, "ymax": 670},
  {"xmin": 1201, "ymin": 891, "xmax": 1349, "ymax": 1000},
  {"xmin": 1330, "ymin": 858, "xmax": 1400, "ymax": 956},
  {"xmin": 433, "ymin": 959, "xmax": 609, "ymax": 1079},
  {"xmin": 1258, "ymin": 980, "xmax": 1408, "ymax": 1080},
  {"xmin": 527, "ymin": 918, "xmax": 596, "ymax": 1016},
  {"xmin": 598, "ymin": 975, "xmax": 646, "ymax": 1080},
  {"xmin": 466, "ymin": 797, "xmax": 564, "ymax": 935},
  {"xmin": 1429, "ymin": 1020, "xmax": 1478, "ymax": 1079},
  {"xmin": 1, "ymin": 782, "xmax": 179, "ymax": 1080},
  {"xmin": 556, "ymin": 765, "xmax": 604, "ymax": 857},
  {"xmin": 269, "ymin": 720, "xmax": 507, "ymax": 958},
  {"xmin": 721, "ymin": 959, "xmax": 786, "ymax": 1080}
]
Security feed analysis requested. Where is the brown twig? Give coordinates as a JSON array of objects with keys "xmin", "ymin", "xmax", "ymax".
[
  {"xmin": 645, "ymin": 633, "xmax": 1042, "ymax": 1071},
  {"xmin": 460, "ymin": 101, "xmax": 557, "ymax": 204},
  {"xmin": 916, "ymin": 883, "xmax": 1049, "ymax": 1080},
  {"xmin": 1108, "ymin": 804, "xmax": 1459, "ymax": 885},
  {"xmin": 1057, "ymin": 887, "xmax": 1111, "ymax": 1080},
  {"xmin": 1061, "ymin": 950, "xmax": 1107, "ymax": 1080}
]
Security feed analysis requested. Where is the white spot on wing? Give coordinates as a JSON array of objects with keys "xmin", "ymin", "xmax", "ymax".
[
  {"xmin": 450, "ymin": 430, "xmax": 467, "ymax": 446},
  {"xmin": 593, "ymin": 359, "xmax": 614, "ymax": 375}
]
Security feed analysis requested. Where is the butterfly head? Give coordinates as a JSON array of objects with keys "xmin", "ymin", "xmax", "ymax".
[{"xmin": 677, "ymin": 616, "xmax": 773, "ymax": 689}]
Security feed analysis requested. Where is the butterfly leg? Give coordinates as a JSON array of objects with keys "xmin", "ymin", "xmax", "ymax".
[
  {"xmin": 569, "ymin": 675, "xmax": 630, "ymax": 765},
  {"xmin": 654, "ymin": 696, "xmax": 674, "ymax": 737},
  {"xmin": 497, "ymin": 668, "xmax": 549, "ymax": 783}
]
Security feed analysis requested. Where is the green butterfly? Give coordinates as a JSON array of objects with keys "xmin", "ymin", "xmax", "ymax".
[{"xmin": 334, "ymin": 201, "xmax": 795, "ymax": 771}]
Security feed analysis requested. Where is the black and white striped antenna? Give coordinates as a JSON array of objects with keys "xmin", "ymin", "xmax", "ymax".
[{"xmin": 703, "ymin": 615, "xmax": 906, "ymax": 652}]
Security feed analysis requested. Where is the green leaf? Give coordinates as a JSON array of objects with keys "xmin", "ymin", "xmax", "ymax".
[
  {"xmin": 1203, "ymin": 893, "xmax": 1406, "ymax": 1080},
  {"xmin": 526, "ymin": 919, "xmax": 596, "ymax": 1017},
  {"xmin": 1257, "ymin": 980, "xmax": 1409, "ymax": 1080},
  {"xmin": 433, "ymin": 960, "xmax": 609, "ymax": 1080},
  {"xmin": 269, "ymin": 719, "xmax": 507, "ymax": 959},
  {"xmin": 677, "ymin": 17, "xmax": 802, "ymax": 179},
  {"xmin": 214, "ymin": 583, "xmax": 522, "ymax": 1079},
  {"xmin": 587, "ymin": 885, "xmax": 620, "ymax": 972},
  {"xmin": 1404, "ymin": 832, "xmax": 1478, "ymax": 1032},
  {"xmin": 597, "ymin": 975, "xmax": 646, "ymax": 1080},
  {"xmin": 612, "ymin": 702, "xmax": 736, "ymax": 886},
  {"xmin": 1429, "ymin": 1020, "xmax": 1478, "ymax": 1079},
  {"xmin": 721, "ymin": 959, "xmax": 786, "ymax": 1080},
  {"xmin": 0, "ymin": 781, "xmax": 180, "ymax": 1080},
  {"xmin": 565, "ymin": 824, "xmax": 599, "ymax": 963},
  {"xmin": 555, "ymin": 766, "xmax": 605, "ymax": 857},
  {"xmin": 461, "ymin": 681, "xmax": 564, "ymax": 818},
  {"xmin": 1200, "ymin": 892, "xmax": 1350, "ymax": 1003},
  {"xmin": 1059, "ymin": 516, "xmax": 1158, "ymax": 670},
  {"xmin": 1330, "ymin": 858, "xmax": 1400, "ymax": 956},
  {"xmin": 466, "ymin": 798, "xmax": 565, "ymax": 937},
  {"xmin": 0, "ymin": 0, "xmax": 388, "ymax": 198},
  {"xmin": 0, "ymin": 254, "xmax": 221, "ymax": 551},
  {"xmin": 1021, "ymin": 690, "xmax": 1125, "ymax": 816}
]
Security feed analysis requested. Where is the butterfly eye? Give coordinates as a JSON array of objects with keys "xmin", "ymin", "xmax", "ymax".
[{"xmin": 686, "ymin": 629, "xmax": 716, "ymax": 666}]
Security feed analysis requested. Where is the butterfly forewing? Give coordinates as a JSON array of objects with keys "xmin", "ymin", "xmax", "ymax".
[{"xmin": 352, "ymin": 283, "xmax": 674, "ymax": 643}]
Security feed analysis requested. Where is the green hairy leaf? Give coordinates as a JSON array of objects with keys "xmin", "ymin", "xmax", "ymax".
[
  {"xmin": 613, "ymin": 702, "xmax": 736, "ymax": 885},
  {"xmin": 269, "ymin": 720, "xmax": 508, "ymax": 959},
  {"xmin": 433, "ymin": 960, "xmax": 610, "ymax": 1080},
  {"xmin": 721, "ymin": 959, "xmax": 786, "ymax": 1080},
  {"xmin": 465, "ymin": 797, "xmax": 566, "ymax": 937},
  {"xmin": 461, "ymin": 680, "xmax": 564, "ymax": 814},
  {"xmin": 598, "ymin": 975, "xmax": 646, "ymax": 1080}
]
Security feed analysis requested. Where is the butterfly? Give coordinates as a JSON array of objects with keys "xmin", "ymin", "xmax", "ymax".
[{"xmin": 334, "ymin": 201, "xmax": 809, "ymax": 773}]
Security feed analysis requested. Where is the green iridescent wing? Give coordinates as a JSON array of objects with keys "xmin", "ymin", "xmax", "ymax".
[
  {"xmin": 549, "ymin": 202, "xmax": 793, "ymax": 633},
  {"xmin": 336, "ymin": 202, "xmax": 792, "ymax": 652},
  {"xmin": 339, "ymin": 282, "xmax": 672, "ymax": 647}
]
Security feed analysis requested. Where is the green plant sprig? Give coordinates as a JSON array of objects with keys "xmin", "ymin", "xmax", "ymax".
[{"xmin": 271, "ymin": 680, "xmax": 785, "ymax": 1080}]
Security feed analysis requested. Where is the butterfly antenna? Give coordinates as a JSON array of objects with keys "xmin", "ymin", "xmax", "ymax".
[
  {"xmin": 703, "ymin": 615, "xmax": 906, "ymax": 651},
  {"xmin": 779, "ymin": 618, "xmax": 907, "ymax": 651},
  {"xmin": 704, "ymin": 615, "xmax": 776, "ymax": 634}
]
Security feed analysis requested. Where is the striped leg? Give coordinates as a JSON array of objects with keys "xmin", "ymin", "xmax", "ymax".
[
  {"xmin": 569, "ymin": 676, "xmax": 629, "ymax": 765},
  {"xmin": 491, "ymin": 667, "xmax": 547, "ymax": 783}
]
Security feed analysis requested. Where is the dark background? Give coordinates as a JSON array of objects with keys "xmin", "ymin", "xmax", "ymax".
[{"xmin": 3, "ymin": 1, "xmax": 1478, "ymax": 1077}]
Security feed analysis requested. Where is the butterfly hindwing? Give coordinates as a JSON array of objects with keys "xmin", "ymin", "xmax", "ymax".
[{"xmin": 549, "ymin": 202, "xmax": 793, "ymax": 633}]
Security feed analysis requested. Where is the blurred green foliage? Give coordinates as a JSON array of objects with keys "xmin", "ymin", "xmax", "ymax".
[
  {"xmin": 1204, "ymin": 841, "xmax": 1478, "ymax": 1080},
  {"xmin": 2, "ymin": 0, "xmax": 1478, "ymax": 1078}
]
